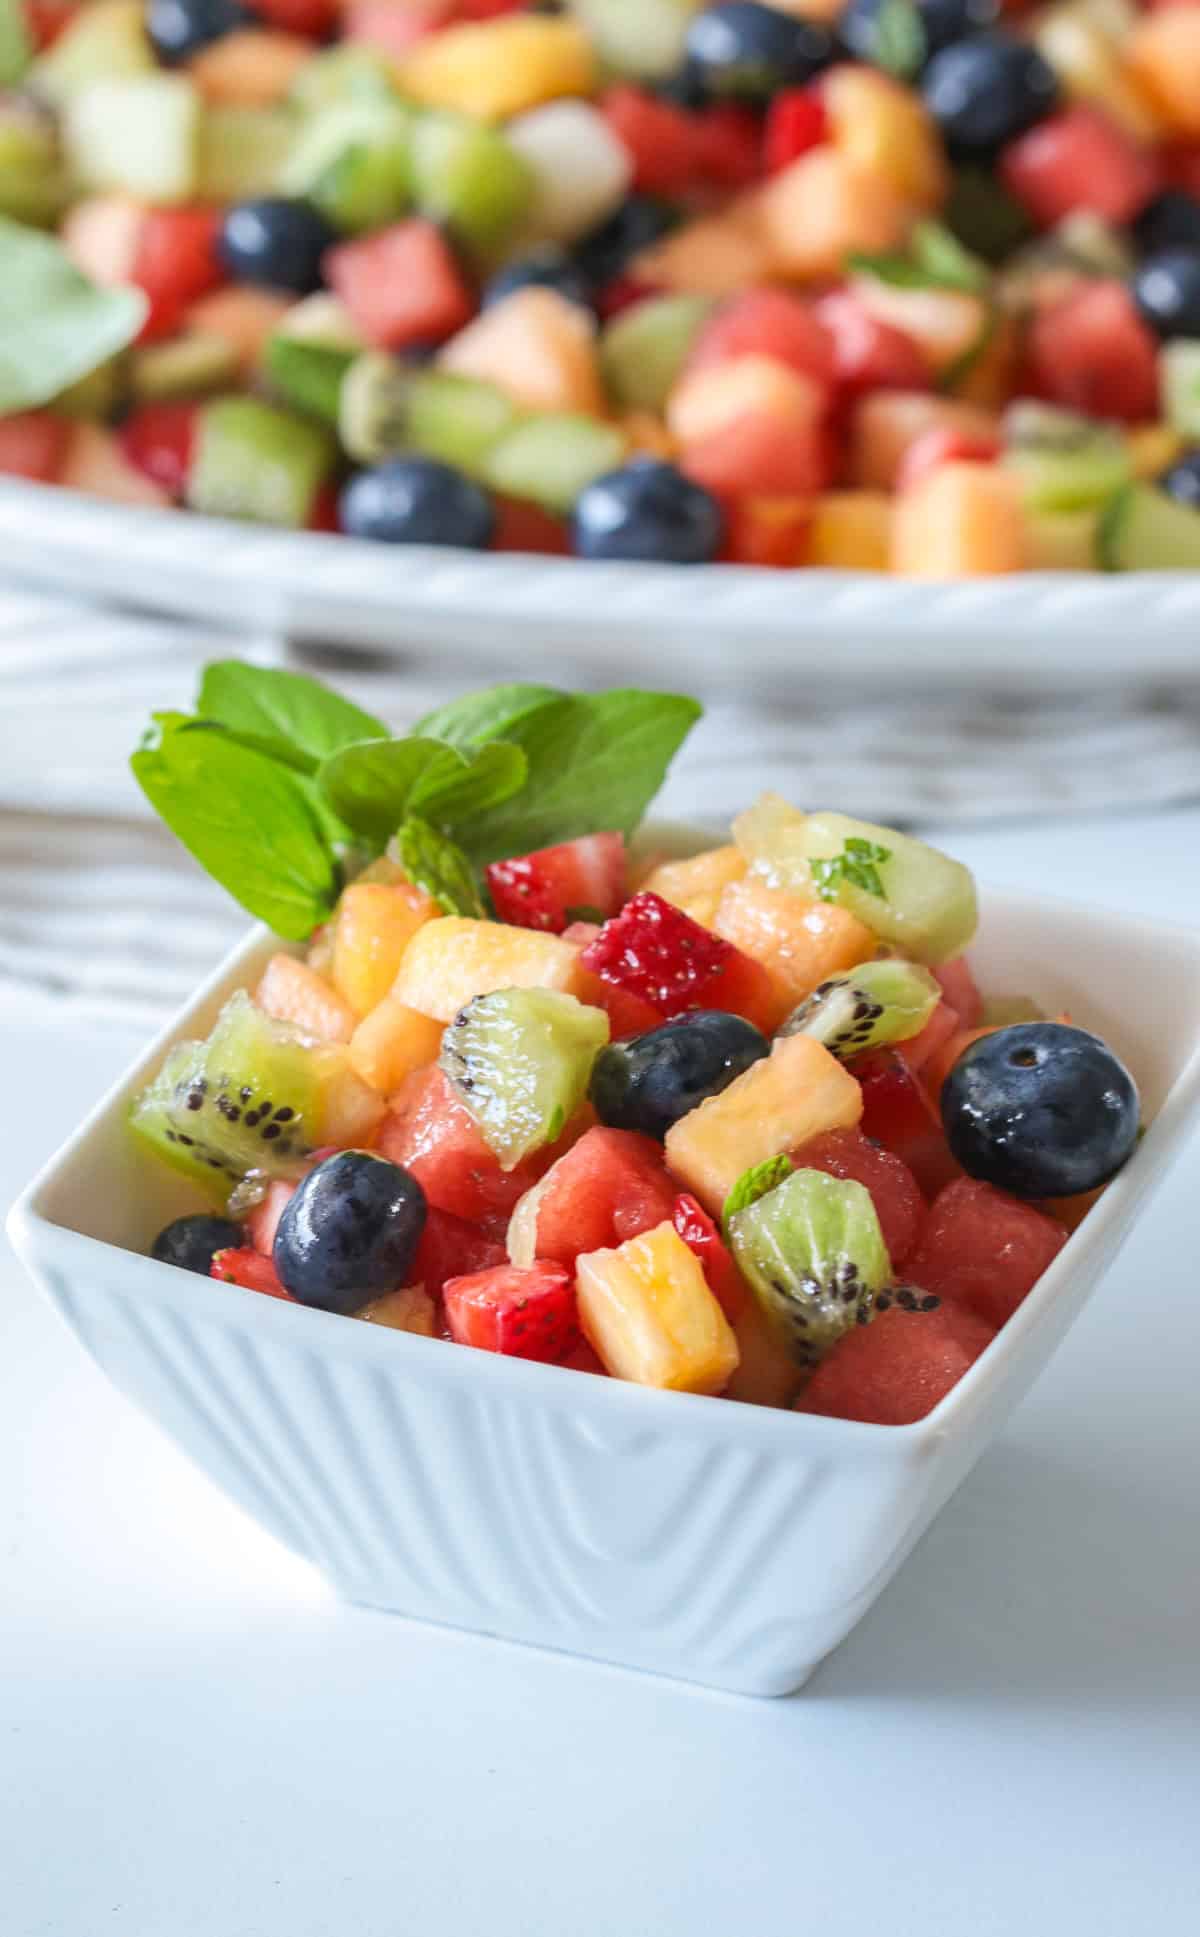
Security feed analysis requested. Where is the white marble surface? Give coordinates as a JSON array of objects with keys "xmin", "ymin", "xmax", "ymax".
[{"xmin": 2, "ymin": 807, "xmax": 1199, "ymax": 1937}]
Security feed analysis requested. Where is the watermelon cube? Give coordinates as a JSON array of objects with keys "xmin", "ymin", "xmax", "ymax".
[
  {"xmin": 685, "ymin": 288, "xmax": 836, "ymax": 391},
  {"xmin": 506, "ymin": 1125, "xmax": 677, "ymax": 1270},
  {"xmin": 130, "ymin": 205, "xmax": 225, "ymax": 344},
  {"xmin": 1026, "ymin": 281, "xmax": 1160, "ymax": 424},
  {"xmin": 1000, "ymin": 106, "xmax": 1161, "ymax": 231},
  {"xmin": 412, "ymin": 1206, "xmax": 507, "ymax": 1299},
  {"xmin": 793, "ymin": 1127, "xmax": 925, "ymax": 1268},
  {"xmin": 379, "ymin": 1066, "xmax": 552, "ymax": 1225},
  {"xmin": 444, "ymin": 1260, "xmax": 577, "ymax": 1362},
  {"xmin": 211, "ymin": 1246, "xmax": 293, "ymax": 1300},
  {"xmin": 325, "ymin": 219, "xmax": 475, "ymax": 351},
  {"xmin": 485, "ymin": 832, "xmax": 627, "ymax": 934},
  {"xmin": 850, "ymin": 1047, "xmax": 960, "ymax": 1200},
  {"xmin": 0, "ymin": 410, "xmax": 70, "ymax": 482},
  {"xmin": 579, "ymin": 891, "xmax": 777, "ymax": 1031},
  {"xmin": 796, "ymin": 1301, "xmax": 996, "ymax": 1426},
  {"xmin": 904, "ymin": 1178, "xmax": 1069, "ymax": 1330}
]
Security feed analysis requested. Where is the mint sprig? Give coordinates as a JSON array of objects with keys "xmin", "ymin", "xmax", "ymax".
[
  {"xmin": 0, "ymin": 215, "xmax": 148, "ymax": 413},
  {"xmin": 811, "ymin": 838, "xmax": 891, "ymax": 903},
  {"xmin": 722, "ymin": 1155, "xmax": 793, "ymax": 1237},
  {"xmin": 849, "ymin": 220, "xmax": 991, "ymax": 297}
]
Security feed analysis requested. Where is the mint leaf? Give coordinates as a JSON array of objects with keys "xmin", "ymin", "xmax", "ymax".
[
  {"xmin": 871, "ymin": 0, "xmax": 925, "ymax": 77},
  {"xmin": 811, "ymin": 838, "xmax": 891, "ymax": 903},
  {"xmin": 850, "ymin": 222, "xmax": 989, "ymax": 297},
  {"xmin": 198, "ymin": 660, "xmax": 389, "ymax": 764},
  {"xmin": 318, "ymin": 737, "xmax": 466, "ymax": 842},
  {"xmin": 395, "ymin": 815, "xmax": 485, "ymax": 917},
  {"xmin": 131, "ymin": 715, "xmax": 339, "ymax": 939},
  {"xmin": 413, "ymin": 683, "xmax": 563, "ymax": 750},
  {"xmin": 454, "ymin": 690, "xmax": 702, "ymax": 864},
  {"xmin": 174, "ymin": 718, "xmax": 321, "ymax": 779},
  {"xmin": 722, "ymin": 1155, "xmax": 794, "ymax": 1236},
  {"xmin": 410, "ymin": 740, "xmax": 528, "ymax": 824},
  {"xmin": 0, "ymin": 216, "xmax": 147, "ymax": 412}
]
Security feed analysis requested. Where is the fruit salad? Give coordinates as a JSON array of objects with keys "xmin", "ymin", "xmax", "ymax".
[
  {"xmin": 133, "ymin": 666, "xmax": 1141, "ymax": 1423},
  {"xmin": 4, "ymin": 0, "xmax": 1200, "ymax": 572}
]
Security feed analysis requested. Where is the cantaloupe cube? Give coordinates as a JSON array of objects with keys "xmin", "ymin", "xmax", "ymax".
[
  {"xmin": 310, "ymin": 1043, "xmax": 387, "ymax": 1147},
  {"xmin": 576, "ymin": 1221, "xmax": 739, "ymax": 1394},
  {"xmin": 632, "ymin": 201, "xmax": 776, "ymax": 297},
  {"xmin": 725, "ymin": 1298, "xmax": 805, "ymax": 1408},
  {"xmin": 59, "ymin": 423, "xmax": 170, "ymax": 507},
  {"xmin": 438, "ymin": 287, "xmax": 604, "ymax": 416},
  {"xmin": 619, "ymin": 409, "xmax": 678, "ymax": 460},
  {"xmin": 1034, "ymin": 9, "xmax": 1162, "ymax": 143},
  {"xmin": 667, "ymin": 352, "xmax": 825, "ymax": 445},
  {"xmin": 760, "ymin": 149, "xmax": 912, "ymax": 282},
  {"xmin": 713, "ymin": 876, "xmax": 877, "ymax": 1011},
  {"xmin": 358, "ymin": 1284, "xmax": 436, "ymax": 1333},
  {"xmin": 664, "ymin": 1033, "xmax": 863, "ymax": 1216},
  {"xmin": 390, "ymin": 917, "xmax": 588, "ymax": 1022},
  {"xmin": 189, "ymin": 29, "xmax": 312, "ymax": 107},
  {"xmin": 850, "ymin": 277, "xmax": 989, "ymax": 381},
  {"xmin": 824, "ymin": 65, "xmax": 948, "ymax": 210},
  {"xmin": 348, "ymin": 995, "xmax": 444, "ymax": 1093},
  {"xmin": 1125, "ymin": 12, "xmax": 1200, "ymax": 137},
  {"xmin": 256, "ymin": 953, "xmax": 358, "ymax": 1044},
  {"xmin": 399, "ymin": 17, "xmax": 595, "ymax": 120},
  {"xmin": 1128, "ymin": 424, "xmax": 1182, "ymax": 480},
  {"xmin": 850, "ymin": 391, "xmax": 1001, "ymax": 490},
  {"xmin": 331, "ymin": 880, "xmax": 438, "ymax": 1017},
  {"xmin": 891, "ymin": 461, "xmax": 1025, "ymax": 578},
  {"xmin": 807, "ymin": 492, "xmax": 892, "ymax": 569},
  {"xmin": 640, "ymin": 845, "xmax": 747, "ymax": 928},
  {"xmin": 186, "ymin": 287, "xmax": 293, "ymax": 376}
]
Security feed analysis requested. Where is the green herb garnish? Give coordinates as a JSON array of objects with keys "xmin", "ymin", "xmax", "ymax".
[
  {"xmin": 870, "ymin": 0, "xmax": 926, "ymax": 78},
  {"xmin": 810, "ymin": 838, "xmax": 892, "ymax": 904},
  {"xmin": 722, "ymin": 1154, "xmax": 794, "ymax": 1237},
  {"xmin": 0, "ymin": 215, "xmax": 147, "ymax": 413},
  {"xmin": 850, "ymin": 220, "xmax": 991, "ymax": 296}
]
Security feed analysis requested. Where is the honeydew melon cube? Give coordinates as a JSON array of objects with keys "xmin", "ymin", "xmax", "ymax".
[
  {"xmin": 29, "ymin": 0, "xmax": 154, "ymax": 108},
  {"xmin": 566, "ymin": 0, "xmax": 702, "ymax": 81},
  {"xmin": 504, "ymin": 100, "xmax": 632, "ymax": 247},
  {"xmin": 64, "ymin": 75, "xmax": 199, "ymax": 203}
]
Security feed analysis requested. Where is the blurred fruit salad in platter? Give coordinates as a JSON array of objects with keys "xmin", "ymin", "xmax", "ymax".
[
  {"xmin": 133, "ymin": 667, "xmax": 1141, "ymax": 1423},
  {"xmin": 4, "ymin": 0, "xmax": 1200, "ymax": 572}
]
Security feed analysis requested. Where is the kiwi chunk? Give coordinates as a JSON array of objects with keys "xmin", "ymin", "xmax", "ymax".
[
  {"xmin": 780, "ymin": 959, "xmax": 940, "ymax": 1059},
  {"xmin": 130, "ymin": 992, "xmax": 319, "ymax": 1200},
  {"xmin": 1002, "ymin": 402, "xmax": 1130, "ymax": 513},
  {"xmin": 727, "ymin": 1168, "xmax": 892, "ymax": 1369},
  {"xmin": 440, "ymin": 988, "xmax": 609, "ymax": 1171},
  {"xmin": 481, "ymin": 412, "xmax": 627, "ymax": 515}
]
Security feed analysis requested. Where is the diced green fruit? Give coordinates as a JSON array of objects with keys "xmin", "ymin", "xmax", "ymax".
[
  {"xmin": 338, "ymin": 350, "xmax": 412, "ymax": 463},
  {"xmin": 64, "ymin": 75, "xmax": 199, "ymax": 202},
  {"xmin": 289, "ymin": 44, "xmax": 400, "ymax": 116},
  {"xmin": 980, "ymin": 993, "xmax": 1044, "ymax": 1026},
  {"xmin": 1097, "ymin": 481, "xmax": 1200, "ymax": 570},
  {"xmin": 196, "ymin": 106, "xmax": 295, "ymax": 202},
  {"xmin": 406, "ymin": 371, "xmax": 522, "ymax": 475},
  {"xmin": 942, "ymin": 166, "xmax": 1034, "ymax": 265},
  {"xmin": 129, "ymin": 991, "xmax": 319, "ymax": 1199},
  {"xmin": 0, "ymin": 0, "xmax": 32, "ymax": 87},
  {"xmin": 439, "ymin": 987, "xmax": 609, "ymax": 1170},
  {"xmin": 0, "ymin": 103, "xmax": 68, "ymax": 226},
  {"xmin": 1162, "ymin": 341, "xmax": 1200, "ymax": 441},
  {"xmin": 410, "ymin": 111, "xmax": 534, "ymax": 255},
  {"xmin": 482, "ymin": 412, "xmax": 627, "ymax": 513},
  {"xmin": 187, "ymin": 397, "xmax": 334, "ymax": 528},
  {"xmin": 780, "ymin": 959, "xmax": 940, "ymax": 1059},
  {"xmin": 727, "ymin": 1168, "xmax": 892, "ymax": 1369},
  {"xmin": 281, "ymin": 102, "xmax": 413, "ymax": 234},
  {"xmin": 0, "ymin": 215, "xmax": 147, "ymax": 412},
  {"xmin": 1002, "ymin": 401, "xmax": 1130, "ymax": 512},
  {"xmin": 1023, "ymin": 507, "xmax": 1099, "ymax": 570},
  {"xmin": 600, "ymin": 294, "xmax": 714, "ymax": 413},
  {"xmin": 567, "ymin": 0, "xmax": 702, "ymax": 80},
  {"xmin": 54, "ymin": 357, "xmax": 127, "ymax": 421},
  {"xmin": 998, "ymin": 212, "xmax": 1133, "ymax": 312},
  {"xmin": 29, "ymin": 0, "xmax": 154, "ymax": 107},
  {"xmin": 130, "ymin": 332, "xmax": 239, "ymax": 403},
  {"xmin": 266, "ymin": 295, "xmax": 362, "ymax": 423}
]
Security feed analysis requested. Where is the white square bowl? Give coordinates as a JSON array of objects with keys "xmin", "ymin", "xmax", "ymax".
[{"xmin": 9, "ymin": 882, "xmax": 1200, "ymax": 1696}]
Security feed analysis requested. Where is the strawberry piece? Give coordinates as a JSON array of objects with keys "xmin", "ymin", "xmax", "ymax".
[
  {"xmin": 896, "ymin": 426, "xmax": 1003, "ymax": 493},
  {"xmin": 118, "ymin": 402, "xmax": 199, "ymax": 499},
  {"xmin": 130, "ymin": 206, "xmax": 225, "ymax": 344},
  {"xmin": 412, "ymin": 1206, "xmax": 507, "ymax": 1298},
  {"xmin": 673, "ymin": 1191, "xmax": 744, "ymax": 1318},
  {"xmin": 579, "ymin": 891, "xmax": 776, "ymax": 1028},
  {"xmin": 904, "ymin": 1178, "xmax": 1068, "ymax": 1330},
  {"xmin": 850, "ymin": 1047, "xmax": 961, "ymax": 1200},
  {"xmin": 325, "ymin": 220, "xmax": 475, "ymax": 351},
  {"xmin": 763, "ymin": 88, "xmax": 828, "ymax": 173},
  {"xmin": 444, "ymin": 1260, "xmax": 577, "ymax": 1361},
  {"xmin": 485, "ymin": 832, "xmax": 627, "ymax": 934},
  {"xmin": 692, "ymin": 104, "xmax": 761, "ymax": 190},
  {"xmin": 793, "ymin": 1126, "xmax": 925, "ymax": 1268},
  {"xmin": 210, "ymin": 1247, "xmax": 293, "ymax": 1300}
]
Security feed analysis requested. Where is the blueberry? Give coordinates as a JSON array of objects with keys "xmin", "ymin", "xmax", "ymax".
[
  {"xmin": 590, "ymin": 1010, "xmax": 770, "ymax": 1141},
  {"xmin": 1159, "ymin": 451, "xmax": 1200, "ymax": 510},
  {"xmin": 922, "ymin": 34, "xmax": 1058, "ymax": 153},
  {"xmin": 483, "ymin": 248, "xmax": 594, "ymax": 310},
  {"xmin": 940, "ymin": 1022, "xmax": 1139, "ymax": 1199},
  {"xmin": 1131, "ymin": 248, "xmax": 1200, "ymax": 342},
  {"xmin": 339, "ymin": 457, "xmax": 495, "ymax": 548},
  {"xmin": 685, "ymin": 1, "xmax": 834, "ymax": 99},
  {"xmin": 572, "ymin": 196, "xmax": 678, "ymax": 290},
  {"xmin": 1133, "ymin": 190, "xmax": 1200, "ymax": 260},
  {"xmin": 217, "ymin": 197, "xmax": 337, "ymax": 294},
  {"xmin": 839, "ymin": 0, "xmax": 997, "ymax": 76},
  {"xmin": 147, "ymin": 0, "xmax": 253, "ymax": 63},
  {"xmin": 572, "ymin": 458, "xmax": 724, "ymax": 564},
  {"xmin": 151, "ymin": 1213, "xmax": 243, "ymax": 1275},
  {"xmin": 273, "ymin": 1150, "xmax": 427, "ymax": 1314}
]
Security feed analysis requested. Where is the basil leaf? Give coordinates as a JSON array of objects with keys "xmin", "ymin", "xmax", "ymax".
[
  {"xmin": 318, "ymin": 736, "xmax": 467, "ymax": 841},
  {"xmin": 410, "ymin": 740, "xmax": 528, "ymax": 824},
  {"xmin": 722, "ymin": 1155, "xmax": 794, "ymax": 1237},
  {"xmin": 871, "ymin": 0, "xmax": 925, "ymax": 78},
  {"xmin": 395, "ymin": 815, "xmax": 485, "ymax": 918},
  {"xmin": 0, "ymin": 216, "xmax": 147, "ymax": 412},
  {"xmin": 198, "ymin": 659, "xmax": 389, "ymax": 764},
  {"xmin": 454, "ymin": 690, "xmax": 702, "ymax": 864},
  {"xmin": 175, "ymin": 718, "xmax": 321, "ymax": 779},
  {"xmin": 131, "ymin": 715, "xmax": 339, "ymax": 940},
  {"xmin": 413, "ymin": 682, "xmax": 564, "ymax": 750}
]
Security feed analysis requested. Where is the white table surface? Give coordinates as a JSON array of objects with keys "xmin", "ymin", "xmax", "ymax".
[{"xmin": 3, "ymin": 805, "xmax": 1200, "ymax": 1937}]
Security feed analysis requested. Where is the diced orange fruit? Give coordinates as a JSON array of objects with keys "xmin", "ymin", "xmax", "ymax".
[
  {"xmin": 331, "ymin": 879, "xmax": 438, "ymax": 1017},
  {"xmin": 1125, "ymin": 11, "xmax": 1200, "ymax": 137},
  {"xmin": 667, "ymin": 352, "xmax": 825, "ymax": 444},
  {"xmin": 850, "ymin": 277, "xmax": 989, "ymax": 381},
  {"xmin": 664, "ymin": 1032, "xmax": 863, "ymax": 1215},
  {"xmin": 256, "ymin": 952, "xmax": 358, "ymax": 1044},
  {"xmin": 186, "ymin": 287, "xmax": 293, "ymax": 377},
  {"xmin": 60, "ymin": 194, "xmax": 145, "ymax": 286},
  {"xmin": 189, "ymin": 29, "xmax": 313, "ymax": 107},
  {"xmin": 725, "ymin": 1297, "xmax": 805, "ymax": 1408},
  {"xmin": 632, "ymin": 199, "xmax": 775, "ymax": 297},
  {"xmin": 850, "ymin": 390, "xmax": 1001, "ymax": 490},
  {"xmin": 712, "ymin": 875, "xmax": 877, "ymax": 1012},
  {"xmin": 59, "ymin": 423, "xmax": 169, "ymax": 507},
  {"xmin": 399, "ymin": 16, "xmax": 595, "ymax": 119},
  {"xmin": 1129, "ymin": 423, "xmax": 1183, "ymax": 480},
  {"xmin": 438, "ymin": 287, "xmax": 604, "ymax": 415},
  {"xmin": 808, "ymin": 491, "xmax": 892, "ymax": 569},
  {"xmin": 390, "ymin": 917, "xmax": 589, "ymax": 1021},
  {"xmin": 358, "ymin": 1284, "xmax": 436, "ymax": 1333},
  {"xmin": 823, "ymin": 64, "xmax": 948, "ymax": 209},
  {"xmin": 640, "ymin": 845, "xmax": 748, "ymax": 928},
  {"xmin": 575, "ymin": 1221, "xmax": 739, "ymax": 1394},
  {"xmin": 760, "ymin": 148, "xmax": 912, "ymax": 281},
  {"xmin": 309, "ymin": 1043, "xmax": 387, "ymax": 1148},
  {"xmin": 891, "ymin": 461, "xmax": 1025, "ymax": 577},
  {"xmin": 347, "ymin": 996, "xmax": 444, "ymax": 1093},
  {"xmin": 1033, "ymin": 10, "xmax": 1162, "ymax": 144},
  {"xmin": 619, "ymin": 409, "xmax": 677, "ymax": 459}
]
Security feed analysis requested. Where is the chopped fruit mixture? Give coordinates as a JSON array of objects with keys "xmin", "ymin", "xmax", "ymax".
[
  {"xmin": 135, "ymin": 665, "xmax": 1143, "ymax": 1425},
  {"xmin": 7, "ymin": 0, "xmax": 1200, "ymax": 574}
]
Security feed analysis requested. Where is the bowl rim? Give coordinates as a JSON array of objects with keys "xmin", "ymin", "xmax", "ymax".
[{"xmin": 9, "ymin": 877, "xmax": 1200, "ymax": 1457}]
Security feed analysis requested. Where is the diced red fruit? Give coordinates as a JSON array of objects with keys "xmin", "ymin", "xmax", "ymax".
[
  {"xmin": 455, "ymin": 0, "xmax": 527, "ymax": 18},
  {"xmin": 579, "ymin": 890, "xmax": 776, "ymax": 1030},
  {"xmin": 527, "ymin": 1125, "xmax": 678, "ymax": 1270},
  {"xmin": 491, "ymin": 495, "xmax": 571, "ymax": 554},
  {"xmin": 688, "ymin": 288, "xmax": 836, "ymax": 391},
  {"xmin": 378, "ymin": 1066, "xmax": 549, "ymax": 1224},
  {"xmin": 999, "ymin": 107, "xmax": 1160, "ymax": 231},
  {"xmin": 131, "ymin": 207, "xmax": 226, "ymax": 344},
  {"xmin": 850, "ymin": 1047, "xmax": 961, "ymax": 1200},
  {"xmin": 253, "ymin": 0, "xmax": 339, "ymax": 32},
  {"xmin": 814, "ymin": 291, "xmax": 932, "ymax": 403},
  {"xmin": 896, "ymin": 1000, "xmax": 961, "ymax": 1078},
  {"xmin": 596, "ymin": 275, "xmax": 658, "ymax": 320},
  {"xmin": 343, "ymin": 0, "xmax": 437, "ymax": 56},
  {"xmin": 210, "ymin": 1247, "xmax": 293, "ymax": 1300},
  {"xmin": 1026, "ymin": 281, "xmax": 1160, "ymax": 424},
  {"xmin": 763, "ymin": 88, "xmax": 828, "ymax": 175},
  {"xmin": 682, "ymin": 412, "xmax": 834, "ymax": 501},
  {"xmin": 1163, "ymin": 145, "xmax": 1200, "ymax": 197},
  {"xmin": 691, "ymin": 105, "xmax": 761, "ymax": 191},
  {"xmin": 444, "ymin": 1260, "xmax": 577, "ymax": 1361},
  {"xmin": 796, "ymin": 1300, "xmax": 996, "ymax": 1426},
  {"xmin": 904, "ymin": 1177, "xmax": 1069, "ymax": 1330},
  {"xmin": 0, "ymin": 410, "xmax": 70, "ymax": 483},
  {"xmin": 558, "ymin": 1336, "xmax": 609, "ymax": 1374},
  {"xmin": 602, "ymin": 86, "xmax": 697, "ymax": 198},
  {"xmin": 412, "ymin": 1205, "xmax": 508, "ymax": 1298},
  {"xmin": 672, "ymin": 1191, "xmax": 744, "ymax": 1318},
  {"xmin": 896, "ymin": 426, "xmax": 1003, "ymax": 494},
  {"xmin": 485, "ymin": 832, "xmax": 626, "ymax": 934},
  {"xmin": 794, "ymin": 1127, "xmax": 926, "ymax": 1269},
  {"xmin": 933, "ymin": 955, "xmax": 982, "ymax": 1028},
  {"xmin": 724, "ymin": 495, "xmax": 810, "ymax": 567},
  {"xmin": 925, "ymin": 1024, "xmax": 996, "ymax": 1099},
  {"xmin": 308, "ymin": 481, "xmax": 341, "ymax": 533},
  {"xmin": 326, "ymin": 220, "xmax": 475, "ymax": 351},
  {"xmin": 246, "ymin": 1177, "xmax": 297, "ymax": 1258},
  {"xmin": 118, "ymin": 402, "xmax": 199, "ymax": 499},
  {"xmin": 23, "ymin": 0, "xmax": 75, "ymax": 49}
]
